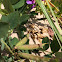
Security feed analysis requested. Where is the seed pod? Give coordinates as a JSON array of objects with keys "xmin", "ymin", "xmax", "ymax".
[
  {"xmin": 16, "ymin": 44, "xmax": 42, "ymax": 50},
  {"xmin": 15, "ymin": 34, "xmax": 29, "ymax": 48}
]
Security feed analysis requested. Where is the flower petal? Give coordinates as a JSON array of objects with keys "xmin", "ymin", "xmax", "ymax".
[
  {"xmin": 26, "ymin": 0, "xmax": 33, "ymax": 4},
  {"xmin": 32, "ymin": 0, "xmax": 35, "ymax": 4},
  {"xmin": 31, "ymin": 5, "xmax": 36, "ymax": 9},
  {"xmin": 42, "ymin": 0, "xmax": 45, "ymax": 1}
]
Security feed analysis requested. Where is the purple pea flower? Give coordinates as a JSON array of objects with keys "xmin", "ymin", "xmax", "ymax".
[
  {"xmin": 42, "ymin": 0, "xmax": 45, "ymax": 1},
  {"xmin": 26, "ymin": 0, "xmax": 35, "ymax": 4},
  {"xmin": 26, "ymin": 0, "xmax": 36, "ymax": 9},
  {"xmin": 26, "ymin": 0, "xmax": 45, "ymax": 9}
]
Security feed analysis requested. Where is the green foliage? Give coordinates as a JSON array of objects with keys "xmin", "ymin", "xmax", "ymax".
[
  {"xmin": 50, "ymin": 38, "xmax": 60, "ymax": 53},
  {"xmin": 48, "ymin": 58, "xmax": 59, "ymax": 62},
  {"xmin": 18, "ymin": 31, "xmax": 24, "ymax": 39},
  {"xmin": 55, "ymin": 52, "xmax": 62, "ymax": 58},
  {"xmin": 0, "ymin": 22, "xmax": 9, "ymax": 38},
  {"xmin": 10, "ymin": 0, "xmax": 20, "ymax": 5},
  {"xmin": 0, "ymin": 0, "xmax": 62, "ymax": 62},
  {"xmin": 19, "ymin": 25, "xmax": 26, "ymax": 31},
  {"xmin": 12, "ymin": 0, "xmax": 25, "ymax": 9},
  {"xmin": 1, "ymin": 9, "xmax": 8, "ymax": 14},
  {"xmin": 30, "ymin": 11, "xmax": 38, "ymax": 16},
  {"xmin": 45, "ymin": 55, "xmax": 52, "ymax": 58},
  {"xmin": 16, "ymin": 25, "xmax": 26, "ymax": 39},
  {"xmin": 15, "ymin": 34, "xmax": 29, "ymax": 47},
  {"xmin": 0, "ymin": 0, "xmax": 2, "ymax": 3},
  {"xmin": 1, "ymin": 11, "xmax": 20, "ymax": 29},
  {"xmin": 0, "ymin": 56, "xmax": 5, "ymax": 62},
  {"xmin": 3, "ymin": 0, "xmax": 14, "ymax": 13},
  {"xmin": 9, "ymin": 37, "xmax": 19, "ymax": 48},
  {"xmin": 1, "ymin": 12, "xmax": 30, "ymax": 30},
  {"xmin": 1, "ymin": 40, "xmax": 5, "ymax": 50},
  {"xmin": 20, "ymin": 14, "xmax": 30, "ymax": 25},
  {"xmin": 51, "ymin": 0, "xmax": 62, "ymax": 13},
  {"xmin": 43, "ymin": 44, "xmax": 49, "ymax": 50},
  {"xmin": 3, "ymin": 56, "xmax": 14, "ymax": 62},
  {"xmin": 42, "ymin": 37, "xmax": 49, "ymax": 43},
  {"xmin": 42, "ymin": 37, "xmax": 49, "ymax": 50}
]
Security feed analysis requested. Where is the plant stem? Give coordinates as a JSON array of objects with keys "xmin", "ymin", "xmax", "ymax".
[
  {"xmin": 1, "ymin": 38, "xmax": 14, "ymax": 55},
  {"xmin": 15, "ymin": 34, "xmax": 29, "ymax": 47},
  {"xmin": 48, "ymin": 1, "xmax": 59, "ymax": 12},
  {"xmin": 18, "ymin": 52, "xmax": 50, "ymax": 62},
  {"xmin": 58, "ymin": 18, "xmax": 62, "ymax": 25}
]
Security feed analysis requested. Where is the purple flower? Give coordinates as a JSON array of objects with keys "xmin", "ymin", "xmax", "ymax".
[
  {"xmin": 42, "ymin": 0, "xmax": 45, "ymax": 1},
  {"xmin": 26, "ymin": 0, "xmax": 35, "ymax": 9},
  {"xmin": 26, "ymin": 0, "xmax": 35, "ymax": 4},
  {"xmin": 31, "ymin": 5, "xmax": 36, "ymax": 9},
  {"xmin": 26, "ymin": 0, "xmax": 45, "ymax": 9}
]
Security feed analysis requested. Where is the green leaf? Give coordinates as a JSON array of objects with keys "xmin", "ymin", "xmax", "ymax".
[
  {"xmin": 12, "ymin": 0, "xmax": 25, "ymax": 9},
  {"xmin": 1, "ymin": 13, "xmax": 30, "ymax": 29},
  {"xmin": 24, "ymin": 50, "xmax": 30, "ymax": 54},
  {"xmin": 44, "ymin": 54, "xmax": 52, "ymax": 58},
  {"xmin": 49, "ymin": 58, "xmax": 59, "ymax": 62},
  {"xmin": 9, "ymin": 37, "xmax": 19, "ymax": 48},
  {"xmin": 30, "ymin": 11, "xmax": 38, "ymax": 15},
  {"xmin": 10, "ymin": 0, "xmax": 20, "ymax": 5},
  {"xmin": 1, "ymin": 11, "xmax": 20, "ymax": 29},
  {"xmin": 20, "ymin": 14, "xmax": 30, "ymax": 24},
  {"xmin": 0, "ymin": 0, "xmax": 2, "ymax": 3},
  {"xmin": 0, "ymin": 56, "xmax": 5, "ymax": 62},
  {"xmin": 1, "ymin": 40, "xmax": 5, "ymax": 50},
  {"xmin": 3, "ymin": 0, "xmax": 14, "ymax": 13},
  {"xmin": 19, "ymin": 25, "xmax": 26, "ymax": 31},
  {"xmin": 17, "ymin": 25, "xmax": 26, "ymax": 39},
  {"xmin": 42, "ymin": 37, "xmax": 49, "ymax": 43},
  {"xmin": 50, "ymin": 38, "xmax": 60, "ymax": 53},
  {"xmin": 0, "ymin": 22, "xmax": 9, "ymax": 38},
  {"xmin": 25, "ymin": 39, "xmax": 29, "ymax": 45},
  {"xmin": 55, "ymin": 52, "xmax": 62, "ymax": 58},
  {"xmin": 1, "ymin": 9, "xmax": 8, "ymax": 14},
  {"xmin": 43, "ymin": 44, "xmax": 49, "ymax": 50},
  {"xmin": 2, "ymin": 56, "xmax": 8, "ymax": 62},
  {"xmin": 18, "ymin": 31, "xmax": 24, "ymax": 39},
  {"xmin": 8, "ymin": 57, "xmax": 13, "ymax": 62},
  {"xmin": 42, "ymin": 37, "xmax": 49, "ymax": 50}
]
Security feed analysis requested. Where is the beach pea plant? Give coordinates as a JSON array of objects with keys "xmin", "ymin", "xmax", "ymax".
[{"xmin": 0, "ymin": 0, "xmax": 62, "ymax": 62}]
